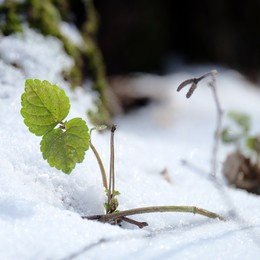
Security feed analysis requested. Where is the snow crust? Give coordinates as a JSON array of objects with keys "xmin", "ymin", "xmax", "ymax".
[{"xmin": 0, "ymin": 28, "xmax": 260, "ymax": 259}]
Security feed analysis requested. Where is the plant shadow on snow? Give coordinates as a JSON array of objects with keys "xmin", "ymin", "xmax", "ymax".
[
  {"xmin": 59, "ymin": 185, "xmax": 103, "ymax": 216},
  {"xmin": 145, "ymin": 224, "xmax": 260, "ymax": 259},
  {"xmin": 65, "ymin": 219, "xmax": 260, "ymax": 259},
  {"xmin": 63, "ymin": 218, "xmax": 219, "ymax": 259},
  {"xmin": 146, "ymin": 218, "xmax": 220, "ymax": 236},
  {"xmin": 0, "ymin": 198, "xmax": 34, "ymax": 220},
  {"xmin": 49, "ymin": 172, "xmax": 104, "ymax": 216}
]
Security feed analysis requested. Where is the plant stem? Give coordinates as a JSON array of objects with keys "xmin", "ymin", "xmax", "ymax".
[
  {"xmin": 102, "ymin": 206, "xmax": 225, "ymax": 222},
  {"xmin": 120, "ymin": 216, "xmax": 148, "ymax": 228},
  {"xmin": 89, "ymin": 141, "xmax": 108, "ymax": 190},
  {"xmin": 84, "ymin": 205, "xmax": 225, "ymax": 224},
  {"xmin": 208, "ymin": 71, "xmax": 223, "ymax": 178},
  {"xmin": 197, "ymin": 70, "xmax": 216, "ymax": 81},
  {"xmin": 107, "ymin": 125, "xmax": 117, "ymax": 213},
  {"xmin": 177, "ymin": 70, "xmax": 223, "ymax": 178}
]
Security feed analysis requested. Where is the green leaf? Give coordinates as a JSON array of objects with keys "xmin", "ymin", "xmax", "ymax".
[
  {"xmin": 247, "ymin": 136, "xmax": 260, "ymax": 155},
  {"xmin": 247, "ymin": 136, "xmax": 256, "ymax": 151},
  {"xmin": 221, "ymin": 127, "xmax": 241, "ymax": 144},
  {"xmin": 228, "ymin": 111, "xmax": 251, "ymax": 133},
  {"xmin": 90, "ymin": 124, "xmax": 107, "ymax": 136},
  {"xmin": 21, "ymin": 79, "xmax": 70, "ymax": 136},
  {"xmin": 40, "ymin": 118, "xmax": 90, "ymax": 174},
  {"xmin": 95, "ymin": 125, "xmax": 107, "ymax": 131}
]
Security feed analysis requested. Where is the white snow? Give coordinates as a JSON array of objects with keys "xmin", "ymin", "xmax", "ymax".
[
  {"xmin": 59, "ymin": 22, "xmax": 84, "ymax": 48},
  {"xmin": 0, "ymin": 27, "xmax": 260, "ymax": 260}
]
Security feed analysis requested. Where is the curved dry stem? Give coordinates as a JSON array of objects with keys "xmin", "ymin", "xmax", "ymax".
[{"xmin": 89, "ymin": 142, "xmax": 108, "ymax": 190}]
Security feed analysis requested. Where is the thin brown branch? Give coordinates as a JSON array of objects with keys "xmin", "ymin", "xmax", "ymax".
[
  {"xmin": 120, "ymin": 216, "xmax": 148, "ymax": 228},
  {"xmin": 208, "ymin": 71, "xmax": 223, "ymax": 178},
  {"xmin": 177, "ymin": 70, "xmax": 223, "ymax": 177},
  {"xmin": 102, "ymin": 206, "xmax": 225, "ymax": 222},
  {"xmin": 186, "ymin": 82, "xmax": 198, "ymax": 98},
  {"xmin": 107, "ymin": 124, "xmax": 117, "ymax": 213},
  {"xmin": 83, "ymin": 205, "xmax": 225, "ymax": 225},
  {"xmin": 177, "ymin": 78, "xmax": 195, "ymax": 92},
  {"xmin": 82, "ymin": 214, "xmax": 148, "ymax": 228}
]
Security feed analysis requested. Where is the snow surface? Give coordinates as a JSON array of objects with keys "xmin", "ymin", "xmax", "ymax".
[{"xmin": 0, "ymin": 28, "xmax": 260, "ymax": 260}]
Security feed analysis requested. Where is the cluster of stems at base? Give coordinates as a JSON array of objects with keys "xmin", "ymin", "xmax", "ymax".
[{"xmin": 85, "ymin": 122, "xmax": 225, "ymax": 228}]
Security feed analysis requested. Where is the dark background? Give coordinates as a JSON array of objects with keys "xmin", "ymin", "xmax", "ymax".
[{"xmin": 94, "ymin": 0, "xmax": 260, "ymax": 81}]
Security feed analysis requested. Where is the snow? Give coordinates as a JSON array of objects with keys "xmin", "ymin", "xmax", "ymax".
[
  {"xmin": 59, "ymin": 22, "xmax": 84, "ymax": 48},
  {"xmin": 0, "ymin": 27, "xmax": 260, "ymax": 259}
]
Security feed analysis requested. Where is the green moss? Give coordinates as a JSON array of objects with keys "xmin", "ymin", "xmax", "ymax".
[
  {"xmin": 63, "ymin": 65, "xmax": 82, "ymax": 89},
  {"xmin": 88, "ymin": 102, "xmax": 113, "ymax": 127},
  {"xmin": 4, "ymin": 11, "xmax": 23, "ymax": 34},
  {"xmin": 52, "ymin": 0, "xmax": 70, "ymax": 21},
  {"xmin": 28, "ymin": 0, "xmax": 61, "ymax": 35},
  {"xmin": 0, "ymin": 1, "xmax": 23, "ymax": 34},
  {"xmin": 81, "ymin": 0, "xmax": 110, "ymax": 123}
]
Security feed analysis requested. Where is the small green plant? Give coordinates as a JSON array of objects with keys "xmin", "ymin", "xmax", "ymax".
[
  {"xmin": 220, "ymin": 111, "xmax": 260, "ymax": 194},
  {"xmin": 221, "ymin": 111, "xmax": 260, "ymax": 159},
  {"xmin": 21, "ymin": 79, "xmax": 224, "ymax": 228},
  {"xmin": 21, "ymin": 79, "xmax": 89, "ymax": 174},
  {"xmin": 176, "ymin": 70, "xmax": 260, "ymax": 195}
]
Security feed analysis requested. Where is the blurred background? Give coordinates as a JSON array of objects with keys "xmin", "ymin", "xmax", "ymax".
[
  {"xmin": 1, "ymin": 0, "xmax": 260, "ymax": 118},
  {"xmin": 1, "ymin": 0, "xmax": 260, "ymax": 82},
  {"xmin": 94, "ymin": 0, "xmax": 260, "ymax": 82}
]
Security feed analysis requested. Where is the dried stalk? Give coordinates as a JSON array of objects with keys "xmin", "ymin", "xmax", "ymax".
[
  {"xmin": 208, "ymin": 71, "xmax": 224, "ymax": 178},
  {"xmin": 177, "ymin": 70, "xmax": 223, "ymax": 177},
  {"xmin": 83, "ymin": 205, "xmax": 225, "ymax": 228},
  {"xmin": 107, "ymin": 125, "xmax": 117, "ymax": 213}
]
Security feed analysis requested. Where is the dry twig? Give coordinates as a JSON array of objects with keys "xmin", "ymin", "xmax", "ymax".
[{"xmin": 177, "ymin": 70, "xmax": 223, "ymax": 178}]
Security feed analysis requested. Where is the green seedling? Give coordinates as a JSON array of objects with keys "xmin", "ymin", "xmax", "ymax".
[
  {"xmin": 21, "ymin": 79, "xmax": 224, "ymax": 228},
  {"xmin": 221, "ymin": 111, "xmax": 260, "ymax": 162},
  {"xmin": 221, "ymin": 111, "xmax": 260, "ymax": 194},
  {"xmin": 21, "ymin": 79, "xmax": 89, "ymax": 174}
]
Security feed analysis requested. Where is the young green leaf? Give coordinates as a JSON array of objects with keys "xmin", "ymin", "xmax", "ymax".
[
  {"xmin": 228, "ymin": 111, "xmax": 251, "ymax": 133},
  {"xmin": 40, "ymin": 118, "xmax": 90, "ymax": 174},
  {"xmin": 95, "ymin": 125, "xmax": 107, "ymax": 131},
  {"xmin": 247, "ymin": 136, "xmax": 260, "ymax": 155},
  {"xmin": 221, "ymin": 127, "xmax": 241, "ymax": 144},
  {"xmin": 90, "ymin": 124, "xmax": 107, "ymax": 136},
  {"xmin": 21, "ymin": 79, "xmax": 70, "ymax": 136}
]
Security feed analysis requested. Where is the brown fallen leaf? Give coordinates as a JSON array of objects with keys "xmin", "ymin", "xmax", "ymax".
[{"xmin": 222, "ymin": 150, "xmax": 260, "ymax": 194}]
